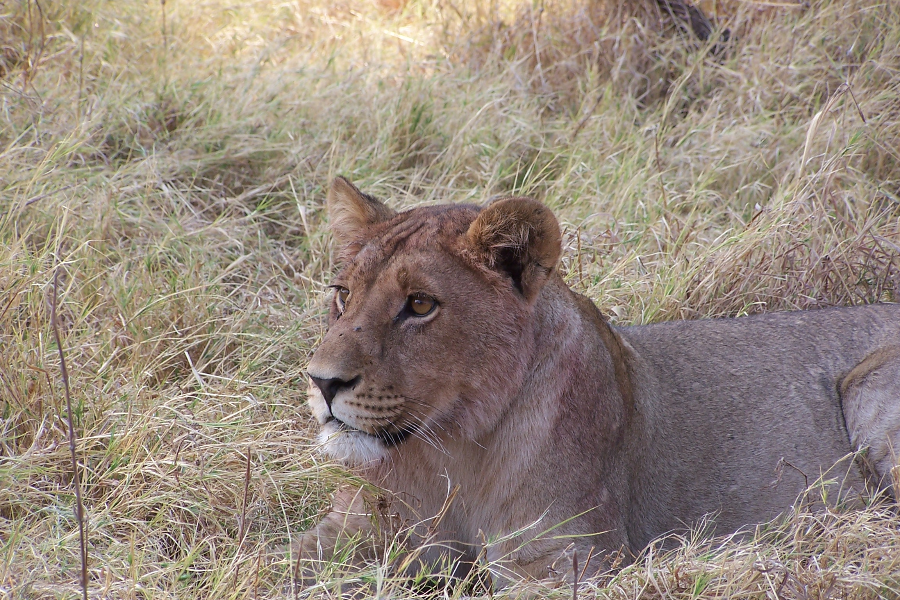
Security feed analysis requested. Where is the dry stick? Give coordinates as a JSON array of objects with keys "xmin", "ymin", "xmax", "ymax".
[
  {"xmin": 24, "ymin": 0, "xmax": 46, "ymax": 90},
  {"xmin": 52, "ymin": 267, "xmax": 88, "ymax": 600},
  {"xmin": 291, "ymin": 548, "xmax": 302, "ymax": 598},
  {"xmin": 530, "ymin": 1, "xmax": 547, "ymax": 94},
  {"xmin": 233, "ymin": 449, "xmax": 252, "ymax": 590},
  {"xmin": 0, "ymin": 292, "xmax": 17, "ymax": 323},
  {"xmin": 160, "ymin": 0, "xmax": 168, "ymax": 89},
  {"xmin": 845, "ymin": 83, "xmax": 867, "ymax": 124},
  {"xmin": 579, "ymin": 546, "xmax": 595, "ymax": 582},
  {"xmin": 254, "ymin": 546, "xmax": 262, "ymax": 600},
  {"xmin": 77, "ymin": 28, "xmax": 85, "ymax": 121},
  {"xmin": 654, "ymin": 129, "xmax": 669, "ymax": 212},
  {"xmin": 570, "ymin": 89, "xmax": 604, "ymax": 142},
  {"xmin": 576, "ymin": 229, "xmax": 584, "ymax": 289},
  {"xmin": 572, "ymin": 549, "xmax": 579, "ymax": 600},
  {"xmin": 239, "ymin": 449, "xmax": 252, "ymax": 544}
]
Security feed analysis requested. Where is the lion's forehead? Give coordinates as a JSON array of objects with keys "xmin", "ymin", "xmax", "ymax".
[
  {"xmin": 377, "ymin": 205, "xmax": 476, "ymax": 251},
  {"xmin": 348, "ymin": 204, "xmax": 480, "ymax": 279}
]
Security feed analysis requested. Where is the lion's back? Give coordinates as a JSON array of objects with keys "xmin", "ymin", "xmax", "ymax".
[{"xmin": 617, "ymin": 303, "xmax": 900, "ymax": 545}]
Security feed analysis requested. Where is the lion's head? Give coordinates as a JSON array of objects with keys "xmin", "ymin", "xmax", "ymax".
[{"xmin": 307, "ymin": 177, "xmax": 563, "ymax": 467}]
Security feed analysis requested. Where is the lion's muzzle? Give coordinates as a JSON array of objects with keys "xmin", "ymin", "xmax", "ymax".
[{"xmin": 309, "ymin": 374, "xmax": 360, "ymax": 414}]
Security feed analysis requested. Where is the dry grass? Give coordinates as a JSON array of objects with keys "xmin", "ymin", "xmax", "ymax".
[{"xmin": 1, "ymin": 0, "xmax": 899, "ymax": 598}]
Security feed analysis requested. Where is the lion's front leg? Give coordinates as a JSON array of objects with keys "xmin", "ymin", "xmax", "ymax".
[
  {"xmin": 483, "ymin": 536, "xmax": 574, "ymax": 588},
  {"xmin": 485, "ymin": 535, "xmax": 625, "ymax": 590},
  {"xmin": 292, "ymin": 486, "xmax": 383, "ymax": 586}
]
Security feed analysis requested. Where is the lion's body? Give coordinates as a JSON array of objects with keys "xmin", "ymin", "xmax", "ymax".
[
  {"xmin": 622, "ymin": 305, "xmax": 897, "ymax": 547},
  {"xmin": 301, "ymin": 178, "xmax": 900, "ymax": 584}
]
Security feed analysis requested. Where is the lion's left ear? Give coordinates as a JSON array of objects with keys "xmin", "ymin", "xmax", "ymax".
[
  {"xmin": 466, "ymin": 197, "xmax": 562, "ymax": 302},
  {"xmin": 327, "ymin": 177, "xmax": 396, "ymax": 255}
]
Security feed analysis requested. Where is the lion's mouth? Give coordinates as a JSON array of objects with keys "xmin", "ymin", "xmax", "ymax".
[{"xmin": 326, "ymin": 416, "xmax": 412, "ymax": 447}]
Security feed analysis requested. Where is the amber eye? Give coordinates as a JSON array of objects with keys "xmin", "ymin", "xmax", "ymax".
[
  {"xmin": 335, "ymin": 287, "xmax": 350, "ymax": 313},
  {"xmin": 407, "ymin": 292, "xmax": 436, "ymax": 316}
]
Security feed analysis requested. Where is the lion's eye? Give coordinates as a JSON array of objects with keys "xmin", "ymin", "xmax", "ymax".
[
  {"xmin": 407, "ymin": 292, "xmax": 436, "ymax": 317},
  {"xmin": 335, "ymin": 287, "xmax": 350, "ymax": 313}
]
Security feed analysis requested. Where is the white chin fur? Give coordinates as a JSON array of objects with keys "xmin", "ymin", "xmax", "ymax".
[{"xmin": 318, "ymin": 425, "xmax": 388, "ymax": 466}]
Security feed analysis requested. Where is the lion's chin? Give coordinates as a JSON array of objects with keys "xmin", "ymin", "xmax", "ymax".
[{"xmin": 318, "ymin": 423, "xmax": 390, "ymax": 466}]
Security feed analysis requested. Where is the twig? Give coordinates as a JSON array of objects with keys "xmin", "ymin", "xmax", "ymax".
[
  {"xmin": 24, "ymin": 0, "xmax": 47, "ymax": 91},
  {"xmin": 239, "ymin": 448, "xmax": 252, "ymax": 545},
  {"xmin": 254, "ymin": 546, "xmax": 263, "ymax": 600},
  {"xmin": 571, "ymin": 90, "xmax": 604, "ymax": 142},
  {"xmin": 0, "ymin": 185, "xmax": 75, "ymax": 221},
  {"xmin": 52, "ymin": 267, "xmax": 88, "ymax": 600},
  {"xmin": 572, "ymin": 549, "xmax": 579, "ymax": 600},
  {"xmin": 579, "ymin": 546, "xmax": 595, "ymax": 582},
  {"xmin": 233, "ymin": 448, "xmax": 252, "ymax": 589},
  {"xmin": 161, "ymin": 0, "xmax": 168, "ymax": 88},
  {"xmin": 654, "ymin": 127, "xmax": 669, "ymax": 211},
  {"xmin": 530, "ymin": 1, "xmax": 547, "ymax": 93},
  {"xmin": 845, "ymin": 82, "xmax": 867, "ymax": 124},
  {"xmin": 576, "ymin": 229, "xmax": 584, "ymax": 289},
  {"xmin": 77, "ymin": 24, "xmax": 85, "ymax": 121}
]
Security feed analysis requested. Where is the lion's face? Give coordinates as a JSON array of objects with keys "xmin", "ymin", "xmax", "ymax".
[{"xmin": 307, "ymin": 178, "xmax": 562, "ymax": 466}]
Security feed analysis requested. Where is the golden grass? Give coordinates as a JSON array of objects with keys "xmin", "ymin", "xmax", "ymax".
[{"xmin": 1, "ymin": 0, "xmax": 899, "ymax": 597}]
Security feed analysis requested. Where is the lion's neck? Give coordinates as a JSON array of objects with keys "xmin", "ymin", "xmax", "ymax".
[{"xmin": 373, "ymin": 276, "xmax": 633, "ymax": 550}]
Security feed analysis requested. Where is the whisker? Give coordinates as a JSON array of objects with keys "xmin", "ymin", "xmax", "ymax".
[
  {"xmin": 400, "ymin": 408, "xmax": 451, "ymax": 457},
  {"xmin": 403, "ymin": 397, "xmax": 463, "ymax": 436}
]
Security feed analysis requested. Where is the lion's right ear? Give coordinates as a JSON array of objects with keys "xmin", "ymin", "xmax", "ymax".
[
  {"xmin": 466, "ymin": 197, "xmax": 562, "ymax": 303},
  {"xmin": 327, "ymin": 177, "xmax": 396, "ymax": 254}
]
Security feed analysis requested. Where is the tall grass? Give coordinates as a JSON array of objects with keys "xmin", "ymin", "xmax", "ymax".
[{"xmin": 1, "ymin": 0, "xmax": 898, "ymax": 597}]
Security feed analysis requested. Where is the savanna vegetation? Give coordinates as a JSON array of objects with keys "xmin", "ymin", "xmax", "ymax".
[{"xmin": 1, "ymin": 0, "xmax": 899, "ymax": 597}]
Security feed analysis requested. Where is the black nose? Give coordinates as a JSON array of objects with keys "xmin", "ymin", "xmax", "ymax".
[{"xmin": 310, "ymin": 376, "xmax": 358, "ymax": 411}]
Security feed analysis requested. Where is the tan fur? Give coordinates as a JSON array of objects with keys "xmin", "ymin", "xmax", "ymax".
[
  {"xmin": 300, "ymin": 178, "xmax": 900, "ymax": 587},
  {"xmin": 841, "ymin": 346, "xmax": 900, "ymax": 492},
  {"xmin": 327, "ymin": 176, "xmax": 396, "ymax": 258}
]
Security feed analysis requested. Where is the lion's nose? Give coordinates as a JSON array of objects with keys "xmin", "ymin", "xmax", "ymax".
[{"xmin": 309, "ymin": 375, "xmax": 359, "ymax": 412}]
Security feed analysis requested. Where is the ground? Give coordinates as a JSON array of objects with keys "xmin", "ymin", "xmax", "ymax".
[{"xmin": 1, "ymin": 0, "xmax": 899, "ymax": 598}]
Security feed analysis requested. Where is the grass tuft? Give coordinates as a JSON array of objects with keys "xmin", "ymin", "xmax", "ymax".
[{"xmin": 1, "ymin": 0, "xmax": 899, "ymax": 598}]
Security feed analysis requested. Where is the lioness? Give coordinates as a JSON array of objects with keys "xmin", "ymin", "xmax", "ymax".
[{"xmin": 301, "ymin": 176, "xmax": 900, "ymax": 585}]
